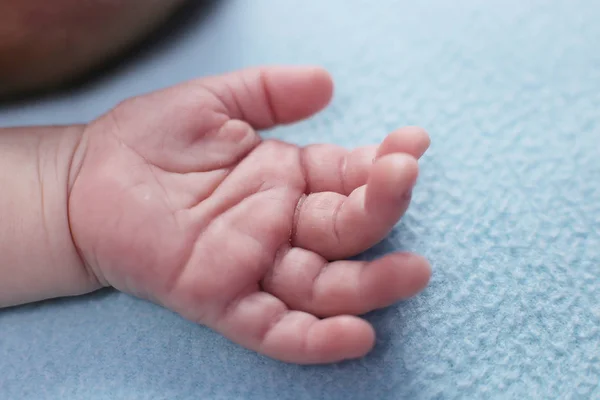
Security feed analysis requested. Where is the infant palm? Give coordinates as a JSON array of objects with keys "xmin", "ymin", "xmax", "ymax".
[{"xmin": 68, "ymin": 66, "xmax": 431, "ymax": 364}]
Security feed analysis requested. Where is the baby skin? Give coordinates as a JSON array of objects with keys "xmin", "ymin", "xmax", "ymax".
[{"xmin": 0, "ymin": 66, "xmax": 431, "ymax": 364}]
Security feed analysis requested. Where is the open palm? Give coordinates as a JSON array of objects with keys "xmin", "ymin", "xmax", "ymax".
[{"xmin": 69, "ymin": 66, "xmax": 431, "ymax": 364}]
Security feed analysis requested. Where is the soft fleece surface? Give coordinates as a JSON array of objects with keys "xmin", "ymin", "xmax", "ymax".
[{"xmin": 1, "ymin": 0, "xmax": 599, "ymax": 399}]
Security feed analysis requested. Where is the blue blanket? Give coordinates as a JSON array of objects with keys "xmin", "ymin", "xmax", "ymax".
[{"xmin": 1, "ymin": 0, "xmax": 599, "ymax": 398}]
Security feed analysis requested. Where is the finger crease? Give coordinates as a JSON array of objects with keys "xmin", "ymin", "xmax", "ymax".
[
  {"xmin": 258, "ymin": 69, "xmax": 278, "ymax": 126},
  {"xmin": 308, "ymin": 257, "xmax": 329, "ymax": 308},
  {"xmin": 225, "ymin": 80, "xmax": 250, "ymax": 124},
  {"xmin": 291, "ymin": 194, "xmax": 307, "ymax": 246},
  {"xmin": 258, "ymin": 309, "xmax": 289, "ymax": 349},
  {"xmin": 331, "ymin": 200, "xmax": 344, "ymax": 247},
  {"xmin": 298, "ymin": 147, "xmax": 311, "ymax": 194},
  {"xmin": 216, "ymin": 283, "xmax": 258, "ymax": 329},
  {"xmin": 261, "ymin": 244, "xmax": 291, "ymax": 292},
  {"xmin": 339, "ymin": 152, "xmax": 349, "ymax": 195},
  {"xmin": 195, "ymin": 83, "xmax": 230, "ymax": 117}
]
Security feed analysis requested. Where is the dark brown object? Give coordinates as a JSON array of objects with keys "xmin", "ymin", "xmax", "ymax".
[{"xmin": 0, "ymin": 0, "xmax": 187, "ymax": 98}]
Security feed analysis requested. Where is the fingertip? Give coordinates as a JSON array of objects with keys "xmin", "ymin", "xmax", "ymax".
[
  {"xmin": 299, "ymin": 65, "xmax": 334, "ymax": 113},
  {"xmin": 402, "ymin": 254, "xmax": 432, "ymax": 297},
  {"xmin": 386, "ymin": 252, "xmax": 431, "ymax": 286},
  {"xmin": 408, "ymin": 126, "xmax": 431, "ymax": 157},
  {"xmin": 361, "ymin": 153, "xmax": 419, "ymax": 228},
  {"xmin": 307, "ymin": 316, "xmax": 375, "ymax": 363},
  {"xmin": 304, "ymin": 66, "xmax": 334, "ymax": 96},
  {"xmin": 370, "ymin": 153, "xmax": 419, "ymax": 196},
  {"xmin": 276, "ymin": 65, "xmax": 334, "ymax": 99},
  {"xmin": 378, "ymin": 126, "xmax": 431, "ymax": 159},
  {"xmin": 334, "ymin": 316, "xmax": 376, "ymax": 359},
  {"xmin": 265, "ymin": 65, "xmax": 334, "ymax": 124},
  {"xmin": 417, "ymin": 132, "xmax": 431, "ymax": 158},
  {"xmin": 360, "ymin": 253, "xmax": 431, "ymax": 309}
]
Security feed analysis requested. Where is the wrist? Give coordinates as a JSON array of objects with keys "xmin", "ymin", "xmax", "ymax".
[
  {"xmin": 67, "ymin": 125, "xmax": 110, "ymax": 289},
  {"xmin": 0, "ymin": 124, "xmax": 103, "ymax": 307}
]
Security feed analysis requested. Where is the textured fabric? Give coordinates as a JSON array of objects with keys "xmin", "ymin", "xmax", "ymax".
[{"xmin": 1, "ymin": 0, "xmax": 599, "ymax": 398}]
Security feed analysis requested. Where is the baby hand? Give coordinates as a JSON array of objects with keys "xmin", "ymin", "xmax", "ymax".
[{"xmin": 68, "ymin": 66, "xmax": 431, "ymax": 364}]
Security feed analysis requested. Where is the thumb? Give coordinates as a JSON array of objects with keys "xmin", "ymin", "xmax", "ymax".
[{"xmin": 195, "ymin": 65, "xmax": 334, "ymax": 129}]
